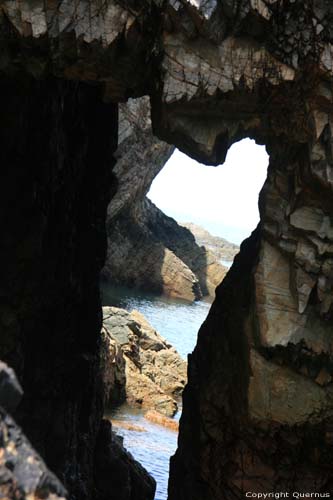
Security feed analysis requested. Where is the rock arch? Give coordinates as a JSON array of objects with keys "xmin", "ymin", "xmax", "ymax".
[{"xmin": 1, "ymin": 1, "xmax": 333, "ymax": 499}]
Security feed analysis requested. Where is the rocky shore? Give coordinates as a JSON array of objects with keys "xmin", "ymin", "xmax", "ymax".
[
  {"xmin": 0, "ymin": 359, "xmax": 156, "ymax": 500},
  {"xmin": 101, "ymin": 307, "xmax": 187, "ymax": 417}
]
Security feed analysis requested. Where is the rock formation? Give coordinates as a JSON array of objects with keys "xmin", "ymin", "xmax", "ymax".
[
  {"xmin": 103, "ymin": 196, "xmax": 228, "ymax": 300},
  {"xmin": 1, "ymin": 1, "xmax": 333, "ymax": 499},
  {"xmin": 102, "ymin": 307, "xmax": 187, "ymax": 417},
  {"xmin": 0, "ymin": 361, "xmax": 67, "ymax": 500},
  {"xmin": 102, "ymin": 98, "xmax": 227, "ymax": 301},
  {"xmin": 94, "ymin": 419, "xmax": 156, "ymax": 500},
  {"xmin": 181, "ymin": 222, "xmax": 239, "ymax": 264}
]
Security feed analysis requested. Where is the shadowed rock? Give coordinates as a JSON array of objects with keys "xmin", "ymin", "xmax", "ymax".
[
  {"xmin": 0, "ymin": 361, "xmax": 67, "ymax": 500},
  {"xmin": 0, "ymin": 361, "xmax": 23, "ymax": 414}
]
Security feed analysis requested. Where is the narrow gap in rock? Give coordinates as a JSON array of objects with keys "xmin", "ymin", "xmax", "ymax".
[{"xmin": 100, "ymin": 138, "xmax": 269, "ymax": 500}]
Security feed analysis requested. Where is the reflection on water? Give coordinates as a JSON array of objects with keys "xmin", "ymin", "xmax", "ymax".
[
  {"xmin": 106, "ymin": 404, "xmax": 180, "ymax": 500},
  {"xmin": 101, "ymin": 282, "xmax": 211, "ymax": 359},
  {"xmin": 101, "ymin": 283, "xmax": 212, "ymax": 499}
]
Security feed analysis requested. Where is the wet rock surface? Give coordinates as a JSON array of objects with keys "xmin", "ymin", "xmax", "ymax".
[{"xmin": 102, "ymin": 307, "xmax": 187, "ymax": 417}]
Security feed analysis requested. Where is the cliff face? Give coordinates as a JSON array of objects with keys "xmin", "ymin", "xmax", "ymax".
[
  {"xmin": 102, "ymin": 98, "xmax": 227, "ymax": 301},
  {"xmin": 1, "ymin": 1, "xmax": 333, "ymax": 499},
  {"xmin": 0, "ymin": 77, "xmax": 154, "ymax": 500},
  {"xmin": 103, "ymin": 196, "xmax": 228, "ymax": 300}
]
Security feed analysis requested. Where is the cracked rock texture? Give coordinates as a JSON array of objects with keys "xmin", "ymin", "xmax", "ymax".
[
  {"xmin": 102, "ymin": 306, "xmax": 187, "ymax": 417},
  {"xmin": 2, "ymin": 1, "xmax": 333, "ymax": 499},
  {"xmin": 102, "ymin": 98, "xmax": 227, "ymax": 301}
]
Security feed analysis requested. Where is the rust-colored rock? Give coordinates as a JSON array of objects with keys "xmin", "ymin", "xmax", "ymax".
[
  {"xmin": 145, "ymin": 410, "xmax": 179, "ymax": 432},
  {"xmin": 102, "ymin": 307, "xmax": 187, "ymax": 417}
]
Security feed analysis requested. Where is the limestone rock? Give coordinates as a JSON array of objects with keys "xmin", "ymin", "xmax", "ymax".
[{"xmin": 102, "ymin": 307, "xmax": 187, "ymax": 417}]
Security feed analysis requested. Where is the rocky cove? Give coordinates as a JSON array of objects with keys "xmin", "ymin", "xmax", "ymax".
[
  {"xmin": 2, "ymin": 1, "xmax": 333, "ymax": 499},
  {"xmin": 100, "ymin": 289, "xmax": 212, "ymax": 500}
]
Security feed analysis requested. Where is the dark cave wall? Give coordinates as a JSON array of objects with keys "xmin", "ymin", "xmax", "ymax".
[{"xmin": 0, "ymin": 77, "xmax": 117, "ymax": 498}]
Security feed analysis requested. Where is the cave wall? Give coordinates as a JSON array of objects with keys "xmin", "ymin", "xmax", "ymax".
[
  {"xmin": 0, "ymin": 76, "xmax": 118, "ymax": 498},
  {"xmin": 1, "ymin": 1, "xmax": 333, "ymax": 499}
]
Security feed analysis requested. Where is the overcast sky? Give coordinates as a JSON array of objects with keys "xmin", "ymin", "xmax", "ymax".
[{"xmin": 147, "ymin": 138, "xmax": 269, "ymax": 245}]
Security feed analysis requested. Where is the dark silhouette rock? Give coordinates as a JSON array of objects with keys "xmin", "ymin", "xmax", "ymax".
[
  {"xmin": 0, "ymin": 362, "xmax": 67, "ymax": 499},
  {"xmin": 0, "ymin": 361, "xmax": 23, "ymax": 414},
  {"xmin": 94, "ymin": 419, "xmax": 156, "ymax": 500}
]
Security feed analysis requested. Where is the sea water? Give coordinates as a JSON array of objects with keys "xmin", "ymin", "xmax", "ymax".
[
  {"xmin": 101, "ymin": 282, "xmax": 212, "ymax": 499},
  {"xmin": 101, "ymin": 283, "xmax": 211, "ymax": 359}
]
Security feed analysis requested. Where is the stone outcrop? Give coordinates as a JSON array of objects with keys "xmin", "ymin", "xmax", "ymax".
[
  {"xmin": 103, "ymin": 196, "xmax": 228, "ymax": 300},
  {"xmin": 102, "ymin": 307, "xmax": 187, "ymax": 417},
  {"xmin": 102, "ymin": 98, "xmax": 227, "ymax": 301},
  {"xmin": 181, "ymin": 222, "xmax": 239, "ymax": 264},
  {"xmin": 0, "ymin": 361, "xmax": 67, "ymax": 500},
  {"xmin": 2, "ymin": 1, "xmax": 333, "ymax": 499}
]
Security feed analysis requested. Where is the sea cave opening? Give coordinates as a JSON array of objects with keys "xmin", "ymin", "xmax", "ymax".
[{"xmin": 100, "ymin": 135, "xmax": 269, "ymax": 500}]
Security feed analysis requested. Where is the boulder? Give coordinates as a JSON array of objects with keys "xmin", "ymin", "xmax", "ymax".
[{"xmin": 102, "ymin": 307, "xmax": 187, "ymax": 417}]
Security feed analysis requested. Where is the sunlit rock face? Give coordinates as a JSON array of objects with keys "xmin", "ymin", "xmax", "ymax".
[
  {"xmin": 160, "ymin": 1, "xmax": 333, "ymax": 498},
  {"xmin": 101, "ymin": 306, "xmax": 187, "ymax": 416},
  {"xmin": 1, "ymin": 0, "xmax": 333, "ymax": 499}
]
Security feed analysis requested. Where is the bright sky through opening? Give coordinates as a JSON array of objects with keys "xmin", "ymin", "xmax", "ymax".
[{"xmin": 147, "ymin": 138, "xmax": 269, "ymax": 245}]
